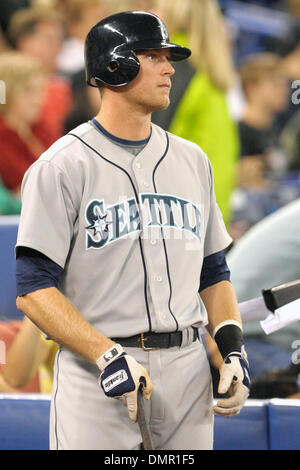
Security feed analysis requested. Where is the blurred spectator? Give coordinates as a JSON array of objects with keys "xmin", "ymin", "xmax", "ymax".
[
  {"xmin": 237, "ymin": 0, "xmax": 284, "ymax": 5},
  {"xmin": 7, "ymin": 6, "xmax": 73, "ymax": 141},
  {"xmin": 229, "ymin": 53, "xmax": 291, "ymax": 239},
  {"xmin": 0, "ymin": 52, "xmax": 51, "ymax": 193},
  {"xmin": 269, "ymin": 22, "xmax": 300, "ymax": 171},
  {"xmin": 0, "ymin": 26, "xmax": 10, "ymax": 53},
  {"xmin": 0, "ymin": 317, "xmax": 58, "ymax": 393},
  {"xmin": 32, "ymin": 0, "xmax": 58, "ymax": 6},
  {"xmin": 149, "ymin": 0, "xmax": 240, "ymax": 228},
  {"xmin": 0, "ymin": 320, "xmax": 39, "ymax": 392},
  {"xmin": 7, "ymin": 6, "xmax": 65, "ymax": 74},
  {"xmin": 0, "ymin": 0, "xmax": 30, "ymax": 34},
  {"xmin": 286, "ymin": 0, "xmax": 300, "ymax": 16},
  {"xmin": 238, "ymin": 53, "xmax": 289, "ymax": 176},
  {"xmin": 57, "ymin": 0, "xmax": 109, "ymax": 76},
  {"xmin": 108, "ymin": 0, "xmax": 161, "ymax": 14},
  {"xmin": 227, "ymin": 198, "xmax": 300, "ymax": 397},
  {"xmin": 61, "ymin": 0, "xmax": 109, "ymax": 131},
  {"xmin": 0, "ymin": 179, "xmax": 22, "ymax": 215}
]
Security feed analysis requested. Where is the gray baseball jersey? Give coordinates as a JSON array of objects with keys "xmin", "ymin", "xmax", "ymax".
[
  {"xmin": 17, "ymin": 121, "xmax": 231, "ymax": 337},
  {"xmin": 16, "ymin": 121, "xmax": 232, "ymax": 449}
]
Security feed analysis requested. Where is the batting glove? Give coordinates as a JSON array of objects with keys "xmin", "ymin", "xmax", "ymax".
[
  {"xmin": 97, "ymin": 344, "xmax": 153, "ymax": 422},
  {"xmin": 213, "ymin": 347, "xmax": 251, "ymax": 417}
]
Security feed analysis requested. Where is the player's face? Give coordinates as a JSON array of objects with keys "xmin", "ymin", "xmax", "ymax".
[{"xmin": 123, "ymin": 49, "xmax": 175, "ymax": 113}]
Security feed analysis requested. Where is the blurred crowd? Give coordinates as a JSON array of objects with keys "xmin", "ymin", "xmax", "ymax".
[{"xmin": 0, "ymin": 0, "xmax": 300, "ymax": 398}]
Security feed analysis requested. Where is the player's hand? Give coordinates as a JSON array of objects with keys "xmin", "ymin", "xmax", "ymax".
[
  {"xmin": 97, "ymin": 344, "xmax": 153, "ymax": 422},
  {"xmin": 213, "ymin": 349, "xmax": 250, "ymax": 418}
]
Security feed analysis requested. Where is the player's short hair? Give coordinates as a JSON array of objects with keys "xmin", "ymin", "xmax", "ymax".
[
  {"xmin": 0, "ymin": 52, "xmax": 45, "ymax": 115},
  {"xmin": 7, "ymin": 6, "xmax": 65, "ymax": 49},
  {"xmin": 239, "ymin": 53, "xmax": 284, "ymax": 95}
]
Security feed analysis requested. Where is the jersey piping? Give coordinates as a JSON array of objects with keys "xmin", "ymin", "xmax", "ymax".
[
  {"xmin": 52, "ymin": 347, "xmax": 61, "ymax": 450},
  {"xmin": 67, "ymin": 131, "xmax": 171, "ymax": 333},
  {"xmin": 152, "ymin": 133, "xmax": 178, "ymax": 331}
]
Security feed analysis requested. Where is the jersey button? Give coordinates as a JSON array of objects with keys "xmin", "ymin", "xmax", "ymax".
[
  {"xmin": 143, "ymin": 181, "xmax": 150, "ymax": 188},
  {"xmin": 150, "ymin": 239, "xmax": 157, "ymax": 245},
  {"xmin": 156, "ymin": 276, "xmax": 162, "ymax": 282}
]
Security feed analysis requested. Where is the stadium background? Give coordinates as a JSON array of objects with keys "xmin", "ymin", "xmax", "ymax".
[{"xmin": 0, "ymin": 0, "xmax": 300, "ymax": 450}]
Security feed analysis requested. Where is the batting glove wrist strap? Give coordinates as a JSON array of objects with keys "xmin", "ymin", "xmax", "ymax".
[
  {"xmin": 99, "ymin": 354, "xmax": 153, "ymax": 422},
  {"xmin": 96, "ymin": 343, "xmax": 125, "ymax": 372},
  {"xmin": 213, "ymin": 321, "xmax": 244, "ymax": 359}
]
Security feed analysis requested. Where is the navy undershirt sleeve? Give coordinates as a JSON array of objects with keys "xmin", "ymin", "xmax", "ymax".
[
  {"xmin": 16, "ymin": 248, "xmax": 229, "ymax": 296},
  {"xmin": 199, "ymin": 249, "xmax": 231, "ymax": 292},
  {"xmin": 16, "ymin": 247, "xmax": 63, "ymax": 297}
]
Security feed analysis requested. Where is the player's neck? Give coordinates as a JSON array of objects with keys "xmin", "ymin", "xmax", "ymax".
[{"xmin": 95, "ymin": 95, "xmax": 152, "ymax": 142}]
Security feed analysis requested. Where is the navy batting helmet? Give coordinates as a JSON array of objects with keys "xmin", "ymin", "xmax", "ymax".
[{"xmin": 84, "ymin": 10, "xmax": 191, "ymax": 87}]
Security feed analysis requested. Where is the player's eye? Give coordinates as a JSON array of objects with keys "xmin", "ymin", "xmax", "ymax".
[
  {"xmin": 146, "ymin": 54, "xmax": 157, "ymax": 61},
  {"xmin": 140, "ymin": 52, "xmax": 172, "ymax": 63}
]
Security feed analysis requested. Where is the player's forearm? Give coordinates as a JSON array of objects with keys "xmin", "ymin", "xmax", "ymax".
[
  {"xmin": 16, "ymin": 287, "xmax": 115, "ymax": 364},
  {"xmin": 200, "ymin": 280, "xmax": 242, "ymax": 336}
]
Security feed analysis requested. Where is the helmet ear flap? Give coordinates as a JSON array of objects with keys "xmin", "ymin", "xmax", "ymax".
[
  {"xmin": 107, "ymin": 60, "xmax": 119, "ymax": 73},
  {"xmin": 92, "ymin": 59, "xmax": 121, "ymax": 87},
  {"xmin": 93, "ymin": 51, "xmax": 140, "ymax": 87}
]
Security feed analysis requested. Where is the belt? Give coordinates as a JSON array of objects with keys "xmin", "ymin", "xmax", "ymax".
[{"xmin": 111, "ymin": 328, "xmax": 199, "ymax": 351}]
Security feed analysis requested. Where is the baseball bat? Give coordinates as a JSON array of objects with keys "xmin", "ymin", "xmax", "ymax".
[
  {"xmin": 238, "ymin": 279, "xmax": 300, "ymax": 322},
  {"xmin": 137, "ymin": 384, "xmax": 155, "ymax": 450}
]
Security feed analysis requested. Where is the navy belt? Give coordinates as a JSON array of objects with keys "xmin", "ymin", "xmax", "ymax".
[{"xmin": 112, "ymin": 328, "xmax": 199, "ymax": 351}]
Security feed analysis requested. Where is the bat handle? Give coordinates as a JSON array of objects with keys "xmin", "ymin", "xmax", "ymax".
[{"xmin": 137, "ymin": 380, "xmax": 155, "ymax": 450}]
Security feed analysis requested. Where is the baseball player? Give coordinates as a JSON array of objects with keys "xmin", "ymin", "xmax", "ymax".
[{"xmin": 15, "ymin": 11, "xmax": 250, "ymax": 450}]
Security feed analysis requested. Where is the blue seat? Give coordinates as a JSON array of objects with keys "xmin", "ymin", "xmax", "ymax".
[
  {"xmin": 0, "ymin": 216, "xmax": 24, "ymax": 320},
  {"xmin": 268, "ymin": 399, "xmax": 300, "ymax": 450},
  {"xmin": 0, "ymin": 394, "xmax": 50, "ymax": 450},
  {"xmin": 214, "ymin": 400, "xmax": 269, "ymax": 450}
]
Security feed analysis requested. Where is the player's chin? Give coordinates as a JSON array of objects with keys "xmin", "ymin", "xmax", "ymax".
[{"xmin": 149, "ymin": 97, "xmax": 170, "ymax": 112}]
